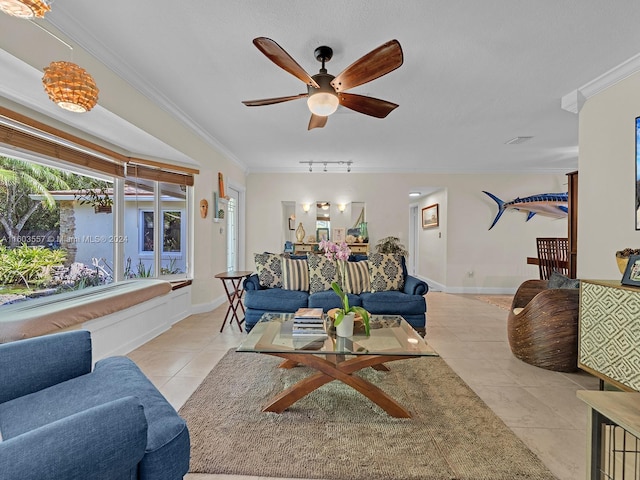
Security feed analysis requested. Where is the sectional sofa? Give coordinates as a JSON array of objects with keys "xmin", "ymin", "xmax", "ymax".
[{"xmin": 243, "ymin": 252, "xmax": 428, "ymax": 334}]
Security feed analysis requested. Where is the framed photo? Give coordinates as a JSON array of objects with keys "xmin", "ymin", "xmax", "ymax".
[
  {"xmin": 333, "ymin": 227, "xmax": 346, "ymax": 243},
  {"xmin": 622, "ymin": 254, "xmax": 640, "ymax": 286},
  {"xmin": 422, "ymin": 203, "xmax": 439, "ymax": 229},
  {"xmin": 316, "ymin": 228, "xmax": 329, "ymax": 242},
  {"xmin": 288, "ymin": 217, "xmax": 295, "ymax": 230}
]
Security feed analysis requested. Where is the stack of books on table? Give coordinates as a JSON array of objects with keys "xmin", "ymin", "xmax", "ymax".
[{"xmin": 292, "ymin": 308, "xmax": 327, "ymax": 337}]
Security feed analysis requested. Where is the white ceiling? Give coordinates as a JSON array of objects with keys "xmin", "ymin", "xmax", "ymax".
[{"xmin": 4, "ymin": 1, "xmax": 640, "ymax": 174}]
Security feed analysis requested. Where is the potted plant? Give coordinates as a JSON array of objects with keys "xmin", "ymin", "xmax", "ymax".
[
  {"xmin": 75, "ymin": 186, "xmax": 113, "ymax": 213},
  {"xmin": 319, "ymin": 239, "xmax": 370, "ymax": 336},
  {"xmin": 375, "ymin": 236, "xmax": 408, "ymax": 257}
]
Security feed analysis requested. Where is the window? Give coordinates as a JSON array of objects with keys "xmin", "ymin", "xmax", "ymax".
[
  {"xmin": 0, "ymin": 107, "xmax": 196, "ymax": 305},
  {"xmin": 0, "ymin": 153, "xmax": 192, "ymax": 305},
  {"xmin": 140, "ymin": 210, "xmax": 183, "ymax": 254},
  {"xmin": 0, "ymin": 153, "xmax": 115, "ymax": 304},
  {"xmin": 125, "ymin": 178, "xmax": 188, "ymax": 279}
]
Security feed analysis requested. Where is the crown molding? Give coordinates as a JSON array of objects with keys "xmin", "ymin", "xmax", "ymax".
[
  {"xmin": 562, "ymin": 52, "xmax": 640, "ymax": 114},
  {"xmin": 46, "ymin": 15, "xmax": 246, "ymax": 172}
]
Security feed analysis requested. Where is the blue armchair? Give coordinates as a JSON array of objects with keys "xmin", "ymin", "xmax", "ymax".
[{"xmin": 0, "ymin": 331, "xmax": 190, "ymax": 480}]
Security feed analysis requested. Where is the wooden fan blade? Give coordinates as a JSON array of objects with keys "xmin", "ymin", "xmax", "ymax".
[
  {"xmin": 331, "ymin": 39, "xmax": 403, "ymax": 92},
  {"xmin": 308, "ymin": 114, "xmax": 328, "ymax": 130},
  {"xmin": 242, "ymin": 93, "xmax": 307, "ymax": 106},
  {"xmin": 338, "ymin": 93, "xmax": 398, "ymax": 118},
  {"xmin": 253, "ymin": 37, "xmax": 320, "ymax": 88}
]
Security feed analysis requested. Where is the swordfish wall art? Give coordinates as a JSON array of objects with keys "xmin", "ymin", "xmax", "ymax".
[{"xmin": 483, "ymin": 191, "xmax": 568, "ymax": 230}]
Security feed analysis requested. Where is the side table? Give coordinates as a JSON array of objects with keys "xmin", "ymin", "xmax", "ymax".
[{"xmin": 214, "ymin": 270, "xmax": 252, "ymax": 332}]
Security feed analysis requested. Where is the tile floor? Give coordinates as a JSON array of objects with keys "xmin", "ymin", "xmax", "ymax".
[{"xmin": 127, "ymin": 292, "xmax": 599, "ymax": 480}]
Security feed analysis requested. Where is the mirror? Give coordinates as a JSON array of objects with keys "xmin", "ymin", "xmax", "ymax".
[
  {"xmin": 281, "ymin": 201, "xmax": 366, "ymax": 246},
  {"xmin": 316, "ymin": 202, "xmax": 330, "ymax": 241}
]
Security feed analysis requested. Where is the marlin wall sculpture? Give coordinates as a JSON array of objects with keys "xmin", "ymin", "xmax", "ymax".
[{"xmin": 483, "ymin": 191, "xmax": 568, "ymax": 230}]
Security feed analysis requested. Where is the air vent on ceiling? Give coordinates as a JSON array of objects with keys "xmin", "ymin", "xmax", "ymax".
[{"xmin": 504, "ymin": 136, "xmax": 533, "ymax": 145}]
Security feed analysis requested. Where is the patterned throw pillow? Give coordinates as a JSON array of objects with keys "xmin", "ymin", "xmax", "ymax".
[
  {"xmin": 343, "ymin": 260, "xmax": 370, "ymax": 294},
  {"xmin": 368, "ymin": 253, "xmax": 404, "ymax": 292},
  {"xmin": 282, "ymin": 257, "xmax": 310, "ymax": 291},
  {"xmin": 307, "ymin": 254, "xmax": 338, "ymax": 293},
  {"xmin": 254, "ymin": 252, "xmax": 282, "ymax": 288}
]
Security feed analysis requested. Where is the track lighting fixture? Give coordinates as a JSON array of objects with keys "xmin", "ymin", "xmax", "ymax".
[{"xmin": 300, "ymin": 161, "xmax": 353, "ymax": 173}]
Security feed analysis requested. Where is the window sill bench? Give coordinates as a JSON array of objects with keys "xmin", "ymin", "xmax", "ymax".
[{"xmin": 1, "ymin": 279, "xmax": 191, "ymax": 360}]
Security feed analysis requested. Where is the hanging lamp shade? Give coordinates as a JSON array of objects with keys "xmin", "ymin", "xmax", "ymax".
[
  {"xmin": 0, "ymin": 0, "xmax": 50, "ymax": 18},
  {"xmin": 42, "ymin": 61, "xmax": 99, "ymax": 113}
]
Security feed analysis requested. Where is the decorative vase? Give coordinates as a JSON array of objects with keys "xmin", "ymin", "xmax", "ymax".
[
  {"xmin": 295, "ymin": 222, "xmax": 305, "ymax": 243},
  {"xmin": 359, "ymin": 222, "xmax": 369, "ymax": 242},
  {"xmin": 336, "ymin": 312, "xmax": 355, "ymax": 337},
  {"xmin": 327, "ymin": 308, "xmax": 367, "ymax": 335}
]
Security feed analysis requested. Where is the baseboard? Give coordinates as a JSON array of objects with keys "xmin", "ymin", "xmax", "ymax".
[
  {"xmin": 420, "ymin": 276, "xmax": 516, "ymax": 295},
  {"xmin": 443, "ymin": 286, "xmax": 517, "ymax": 295},
  {"xmin": 189, "ymin": 295, "xmax": 227, "ymax": 315}
]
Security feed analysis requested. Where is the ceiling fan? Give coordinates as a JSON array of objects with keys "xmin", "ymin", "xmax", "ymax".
[{"xmin": 242, "ymin": 37, "xmax": 403, "ymax": 130}]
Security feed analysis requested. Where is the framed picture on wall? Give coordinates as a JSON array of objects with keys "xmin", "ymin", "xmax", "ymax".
[
  {"xmin": 622, "ymin": 254, "xmax": 640, "ymax": 286},
  {"xmin": 288, "ymin": 217, "xmax": 295, "ymax": 230},
  {"xmin": 316, "ymin": 228, "xmax": 329, "ymax": 242},
  {"xmin": 422, "ymin": 203, "xmax": 439, "ymax": 229},
  {"xmin": 333, "ymin": 227, "xmax": 346, "ymax": 243}
]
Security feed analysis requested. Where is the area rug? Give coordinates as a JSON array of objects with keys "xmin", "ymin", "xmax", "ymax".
[
  {"xmin": 474, "ymin": 294, "xmax": 514, "ymax": 311},
  {"xmin": 179, "ymin": 349, "xmax": 556, "ymax": 480}
]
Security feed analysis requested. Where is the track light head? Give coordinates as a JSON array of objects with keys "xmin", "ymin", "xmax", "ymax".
[{"xmin": 301, "ymin": 160, "xmax": 354, "ymax": 173}]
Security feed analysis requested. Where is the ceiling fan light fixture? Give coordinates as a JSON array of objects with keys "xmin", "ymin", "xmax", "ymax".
[
  {"xmin": 0, "ymin": 0, "xmax": 50, "ymax": 18},
  {"xmin": 42, "ymin": 61, "xmax": 99, "ymax": 113},
  {"xmin": 307, "ymin": 91, "xmax": 339, "ymax": 116}
]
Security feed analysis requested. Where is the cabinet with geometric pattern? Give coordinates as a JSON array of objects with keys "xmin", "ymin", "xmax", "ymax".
[{"xmin": 579, "ymin": 280, "xmax": 640, "ymax": 392}]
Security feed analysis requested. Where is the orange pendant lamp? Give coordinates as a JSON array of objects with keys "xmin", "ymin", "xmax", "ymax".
[
  {"xmin": 0, "ymin": 0, "xmax": 50, "ymax": 18},
  {"xmin": 42, "ymin": 61, "xmax": 99, "ymax": 113}
]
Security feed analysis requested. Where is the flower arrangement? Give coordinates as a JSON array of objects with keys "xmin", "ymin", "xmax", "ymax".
[{"xmin": 319, "ymin": 239, "xmax": 370, "ymax": 335}]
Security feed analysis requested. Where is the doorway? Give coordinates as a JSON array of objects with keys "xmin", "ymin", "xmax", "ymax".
[
  {"xmin": 408, "ymin": 204, "xmax": 419, "ymax": 275},
  {"xmin": 226, "ymin": 184, "xmax": 245, "ymax": 271}
]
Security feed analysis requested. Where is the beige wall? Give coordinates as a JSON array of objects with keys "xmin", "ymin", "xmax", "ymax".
[
  {"xmin": 578, "ymin": 71, "xmax": 640, "ymax": 279},
  {"xmin": 246, "ymin": 172, "xmax": 568, "ymax": 293}
]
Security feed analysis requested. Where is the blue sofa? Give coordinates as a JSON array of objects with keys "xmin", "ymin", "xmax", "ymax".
[
  {"xmin": 0, "ymin": 331, "xmax": 190, "ymax": 480},
  {"xmin": 244, "ymin": 255, "xmax": 428, "ymax": 334}
]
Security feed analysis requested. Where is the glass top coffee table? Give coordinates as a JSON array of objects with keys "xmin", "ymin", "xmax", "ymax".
[{"xmin": 236, "ymin": 312, "xmax": 438, "ymax": 418}]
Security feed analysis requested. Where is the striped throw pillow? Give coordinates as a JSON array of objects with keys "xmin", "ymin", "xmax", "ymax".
[
  {"xmin": 343, "ymin": 260, "xmax": 370, "ymax": 294},
  {"xmin": 282, "ymin": 257, "xmax": 310, "ymax": 291}
]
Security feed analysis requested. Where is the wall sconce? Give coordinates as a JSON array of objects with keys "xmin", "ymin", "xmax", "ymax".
[
  {"xmin": 302, "ymin": 203, "xmax": 310, "ymax": 213},
  {"xmin": 338, "ymin": 204, "xmax": 346, "ymax": 213}
]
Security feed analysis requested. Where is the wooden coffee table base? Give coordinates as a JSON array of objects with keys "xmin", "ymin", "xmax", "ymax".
[{"xmin": 261, "ymin": 352, "xmax": 415, "ymax": 418}]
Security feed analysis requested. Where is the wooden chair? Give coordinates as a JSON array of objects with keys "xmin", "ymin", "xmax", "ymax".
[
  {"xmin": 507, "ymin": 279, "xmax": 579, "ymax": 372},
  {"xmin": 536, "ymin": 237, "xmax": 569, "ymax": 280}
]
